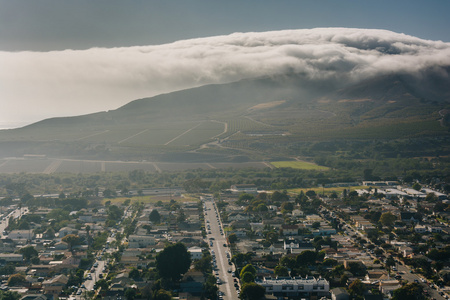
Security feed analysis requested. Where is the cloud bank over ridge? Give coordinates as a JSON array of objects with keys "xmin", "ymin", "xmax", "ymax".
[{"xmin": 1, "ymin": 28, "xmax": 449, "ymax": 127}]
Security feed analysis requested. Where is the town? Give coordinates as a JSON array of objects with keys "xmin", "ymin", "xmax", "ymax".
[{"xmin": 0, "ymin": 180, "xmax": 448, "ymax": 300}]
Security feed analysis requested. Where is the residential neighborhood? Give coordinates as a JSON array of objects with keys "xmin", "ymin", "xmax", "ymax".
[{"xmin": 0, "ymin": 180, "xmax": 448, "ymax": 300}]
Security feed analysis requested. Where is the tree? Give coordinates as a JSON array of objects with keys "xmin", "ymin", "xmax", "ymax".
[
  {"xmin": 305, "ymin": 190, "xmax": 316, "ymax": 198},
  {"xmin": 280, "ymin": 256, "xmax": 296, "ymax": 269},
  {"xmin": 204, "ymin": 274, "xmax": 218, "ymax": 299},
  {"xmin": 380, "ymin": 212, "xmax": 396, "ymax": 228},
  {"xmin": 95, "ymin": 279, "xmax": 109, "ymax": 291},
  {"xmin": 62, "ymin": 234, "xmax": 81, "ymax": 251},
  {"xmin": 240, "ymin": 264, "xmax": 257, "ymax": 279},
  {"xmin": 129, "ymin": 268, "xmax": 140, "ymax": 280},
  {"xmin": 296, "ymin": 250, "xmax": 317, "ymax": 266},
  {"xmin": 240, "ymin": 282, "xmax": 266, "ymax": 300},
  {"xmin": 194, "ymin": 255, "xmax": 212, "ymax": 273},
  {"xmin": 154, "ymin": 289, "xmax": 172, "ymax": 300},
  {"xmin": 412, "ymin": 183, "xmax": 422, "ymax": 191},
  {"xmin": 86, "ymin": 225, "xmax": 91, "ymax": 249},
  {"xmin": 0, "ymin": 291, "xmax": 20, "ymax": 300},
  {"xmin": 281, "ymin": 202, "xmax": 294, "ymax": 212},
  {"xmin": 346, "ymin": 262, "xmax": 367, "ymax": 277},
  {"xmin": 241, "ymin": 271, "xmax": 255, "ymax": 284},
  {"xmin": 149, "ymin": 209, "xmax": 161, "ymax": 224},
  {"xmin": 17, "ymin": 245, "xmax": 38, "ymax": 261},
  {"xmin": 228, "ymin": 233, "xmax": 238, "ymax": 244},
  {"xmin": 265, "ymin": 230, "xmax": 278, "ymax": 244},
  {"xmin": 156, "ymin": 243, "xmax": 191, "ymax": 282},
  {"xmin": 125, "ymin": 288, "xmax": 137, "ymax": 300},
  {"xmin": 348, "ymin": 279, "xmax": 366, "ymax": 299},
  {"xmin": 392, "ymin": 283, "xmax": 425, "ymax": 300},
  {"xmin": 274, "ymin": 265, "xmax": 289, "ymax": 277},
  {"xmin": 7, "ymin": 274, "xmax": 26, "ymax": 286},
  {"xmin": 385, "ymin": 257, "xmax": 396, "ymax": 272}
]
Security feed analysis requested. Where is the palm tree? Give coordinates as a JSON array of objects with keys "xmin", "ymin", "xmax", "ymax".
[{"xmin": 86, "ymin": 225, "xmax": 91, "ymax": 249}]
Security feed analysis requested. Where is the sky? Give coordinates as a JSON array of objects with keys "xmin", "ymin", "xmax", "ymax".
[{"xmin": 1, "ymin": 0, "xmax": 450, "ymax": 128}]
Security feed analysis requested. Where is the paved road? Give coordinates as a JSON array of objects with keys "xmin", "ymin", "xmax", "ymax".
[
  {"xmin": 204, "ymin": 200, "xmax": 239, "ymax": 300},
  {"xmin": 0, "ymin": 206, "xmax": 28, "ymax": 237}
]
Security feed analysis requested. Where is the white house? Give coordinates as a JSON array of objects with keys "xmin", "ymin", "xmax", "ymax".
[
  {"xmin": 128, "ymin": 235, "xmax": 156, "ymax": 248},
  {"xmin": 188, "ymin": 246, "xmax": 203, "ymax": 260},
  {"xmin": 0, "ymin": 253, "xmax": 23, "ymax": 262},
  {"xmin": 258, "ymin": 276, "xmax": 329, "ymax": 298},
  {"xmin": 414, "ymin": 225, "xmax": 427, "ymax": 233}
]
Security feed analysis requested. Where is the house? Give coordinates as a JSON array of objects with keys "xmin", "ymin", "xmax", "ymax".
[
  {"xmin": 28, "ymin": 265, "xmax": 54, "ymax": 277},
  {"xmin": 0, "ymin": 253, "xmax": 23, "ymax": 263},
  {"xmin": 7, "ymin": 230, "xmax": 33, "ymax": 241},
  {"xmin": 292, "ymin": 209, "xmax": 304, "ymax": 217},
  {"xmin": 230, "ymin": 220, "xmax": 251, "ymax": 230},
  {"xmin": 331, "ymin": 287, "xmax": 350, "ymax": 300},
  {"xmin": 379, "ymin": 279, "xmax": 401, "ymax": 296},
  {"xmin": 230, "ymin": 184, "xmax": 257, "ymax": 194},
  {"xmin": 401, "ymin": 212, "xmax": 420, "ymax": 223},
  {"xmin": 57, "ymin": 227, "xmax": 78, "ymax": 238},
  {"xmin": 258, "ymin": 276, "xmax": 329, "ymax": 298},
  {"xmin": 312, "ymin": 226, "xmax": 337, "ymax": 236},
  {"xmin": 250, "ymin": 222, "xmax": 264, "ymax": 233},
  {"xmin": 284, "ymin": 239, "xmax": 315, "ymax": 253},
  {"xmin": 281, "ymin": 225, "xmax": 299, "ymax": 236},
  {"xmin": 188, "ymin": 247, "xmax": 203, "ymax": 260},
  {"xmin": 42, "ymin": 274, "xmax": 68, "ymax": 295},
  {"xmin": 262, "ymin": 218, "xmax": 284, "ymax": 229},
  {"xmin": 128, "ymin": 235, "xmax": 156, "ymax": 248},
  {"xmin": 228, "ymin": 213, "xmax": 250, "ymax": 222},
  {"xmin": 20, "ymin": 295, "xmax": 48, "ymax": 300},
  {"xmin": 53, "ymin": 241, "xmax": 69, "ymax": 250},
  {"xmin": 180, "ymin": 270, "xmax": 205, "ymax": 295},
  {"xmin": 414, "ymin": 225, "xmax": 427, "ymax": 233},
  {"xmin": 428, "ymin": 226, "xmax": 443, "ymax": 233},
  {"xmin": 398, "ymin": 246, "xmax": 413, "ymax": 258}
]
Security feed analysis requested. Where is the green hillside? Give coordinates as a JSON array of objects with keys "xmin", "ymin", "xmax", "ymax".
[{"xmin": 0, "ymin": 71, "xmax": 449, "ymax": 164}]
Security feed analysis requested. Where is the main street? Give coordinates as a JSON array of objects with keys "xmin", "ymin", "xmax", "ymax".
[{"xmin": 204, "ymin": 200, "xmax": 239, "ymax": 300}]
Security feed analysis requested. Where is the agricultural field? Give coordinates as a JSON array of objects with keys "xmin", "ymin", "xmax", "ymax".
[
  {"xmin": 0, "ymin": 158, "xmax": 50, "ymax": 173},
  {"xmin": 0, "ymin": 157, "xmax": 271, "ymax": 174},
  {"xmin": 270, "ymin": 160, "xmax": 329, "ymax": 170}
]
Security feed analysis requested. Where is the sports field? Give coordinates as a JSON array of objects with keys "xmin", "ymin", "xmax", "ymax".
[{"xmin": 270, "ymin": 160, "xmax": 329, "ymax": 170}]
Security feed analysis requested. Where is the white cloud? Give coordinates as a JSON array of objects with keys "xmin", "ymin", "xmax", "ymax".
[{"xmin": 1, "ymin": 27, "xmax": 449, "ymax": 127}]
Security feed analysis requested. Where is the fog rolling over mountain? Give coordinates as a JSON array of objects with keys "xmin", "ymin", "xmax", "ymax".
[
  {"xmin": 1, "ymin": 28, "xmax": 450, "ymax": 126},
  {"xmin": 0, "ymin": 28, "xmax": 449, "ymax": 165}
]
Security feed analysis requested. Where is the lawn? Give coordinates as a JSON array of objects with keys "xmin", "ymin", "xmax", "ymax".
[{"xmin": 270, "ymin": 160, "xmax": 329, "ymax": 170}]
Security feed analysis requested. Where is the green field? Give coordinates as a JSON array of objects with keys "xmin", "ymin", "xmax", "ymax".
[
  {"xmin": 270, "ymin": 160, "xmax": 329, "ymax": 170},
  {"xmin": 101, "ymin": 195, "xmax": 197, "ymax": 205}
]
